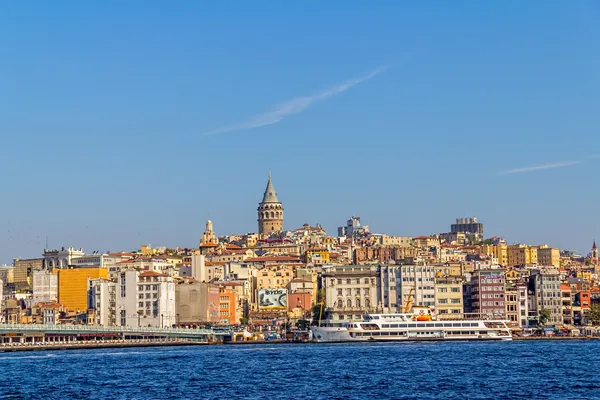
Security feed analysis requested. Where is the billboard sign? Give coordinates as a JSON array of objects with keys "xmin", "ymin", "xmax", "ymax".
[{"xmin": 259, "ymin": 288, "xmax": 287, "ymax": 309}]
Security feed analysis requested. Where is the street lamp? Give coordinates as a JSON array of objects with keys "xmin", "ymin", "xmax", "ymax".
[{"xmin": 161, "ymin": 313, "xmax": 164, "ymax": 328}]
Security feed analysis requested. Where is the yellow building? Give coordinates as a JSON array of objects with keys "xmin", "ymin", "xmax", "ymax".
[
  {"xmin": 481, "ymin": 244, "xmax": 508, "ymax": 266},
  {"xmin": 257, "ymin": 267, "xmax": 294, "ymax": 290},
  {"xmin": 304, "ymin": 249, "xmax": 330, "ymax": 265},
  {"xmin": 434, "ymin": 277, "xmax": 464, "ymax": 318},
  {"xmin": 507, "ymin": 245, "xmax": 538, "ymax": 266},
  {"xmin": 537, "ymin": 246, "xmax": 560, "ymax": 268},
  {"xmin": 58, "ymin": 268, "xmax": 108, "ymax": 312}
]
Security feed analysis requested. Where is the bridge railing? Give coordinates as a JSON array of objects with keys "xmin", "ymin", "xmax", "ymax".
[{"xmin": 0, "ymin": 324, "xmax": 231, "ymax": 336}]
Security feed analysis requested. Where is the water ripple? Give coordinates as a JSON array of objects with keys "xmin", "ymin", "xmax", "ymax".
[{"xmin": 0, "ymin": 341, "xmax": 598, "ymax": 399}]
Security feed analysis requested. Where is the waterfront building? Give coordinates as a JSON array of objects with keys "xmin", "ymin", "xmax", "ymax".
[
  {"xmin": 561, "ymin": 284, "xmax": 572, "ymax": 325},
  {"xmin": 218, "ymin": 284, "xmax": 239, "ymax": 325},
  {"xmin": 43, "ymin": 247, "xmax": 85, "ymax": 269},
  {"xmin": 175, "ymin": 280, "xmax": 220, "ymax": 325},
  {"xmin": 530, "ymin": 268, "xmax": 562, "ymax": 326},
  {"xmin": 434, "ymin": 276, "xmax": 464, "ymax": 318},
  {"xmin": 504, "ymin": 282, "xmax": 519, "ymax": 326},
  {"xmin": 515, "ymin": 283, "xmax": 531, "ymax": 327},
  {"xmin": 88, "ymin": 278, "xmax": 117, "ymax": 326},
  {"xmin": 32, "ymin": 270, "xmax": 58, "ymax": 303},
  {"xmin": 13, "ymin": 258, "xmax": 44, "ymax": 292},
  {"xmin": 114, "ymin": 270, "xmax": 139, "ymax": 327},
  {"xmin": 137, "ymin": 271, "xmax": 176, "ymax": 327},
  {"xmin": 322, "ymin": 264, "xmax": 379, "ymax": 321},
  {"xmin": 257, "ymin": 172, "xmax": 284, "ymax": 234},
  {"xmin": 464, "ymin": 270, "xmax": 506, "ymax": 318},
  {"xmin": 398, "ymin": 263, "xmax": 436, "ymax": 309},
  {"xmin": 58, "ymin": 267, "xmax": 108, "ymax": 313}
]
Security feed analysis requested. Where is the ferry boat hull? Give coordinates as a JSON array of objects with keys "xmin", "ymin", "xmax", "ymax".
[
  {"xmin": 312, "ymin": 312, "xmax": 513, "ymax": 343},
  {"xmin": 312, "ymin": 327, "xmax": 513, "ymax": 342}
]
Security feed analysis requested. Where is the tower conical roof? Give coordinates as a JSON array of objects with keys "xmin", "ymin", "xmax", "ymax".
[
  {"xmin": 593, "ymin": 240, "xmax": 597, "ymax": 250},
  {"xmin": 261, "ymin": 172, "xmax": 280, "ymax": 203}
]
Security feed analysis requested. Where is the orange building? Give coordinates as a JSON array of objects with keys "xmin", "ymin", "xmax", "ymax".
[
  {"xmin": 58, "ymin": 268, "xmax": 108, "ymax": 313},
  {"xmin": 218, "ymin": 285, "xmax": 239, "ymax": 325}
]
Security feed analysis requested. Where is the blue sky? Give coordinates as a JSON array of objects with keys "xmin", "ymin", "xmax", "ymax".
[{"xmin": 1, "ymin": 1, "xmax": 599, "ymax": 263}]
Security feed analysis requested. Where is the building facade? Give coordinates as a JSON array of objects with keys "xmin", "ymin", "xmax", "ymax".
[
  {"xmin": 32, "ymin": 270, "xmax": 58, "ymax": 303},
  {"xmin": 58, "ymin": 267, "xmax": 108, "ymax": 313},
  {"xmin": 322, "ymin": 265, "xmax": 379, "ymax": 321},
  {"xmin": 465, "ymin": 270, "xmax": 506, "ymax": 318}
]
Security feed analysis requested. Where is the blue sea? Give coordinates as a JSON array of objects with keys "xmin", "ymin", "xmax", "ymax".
[{"xmin": 1, "ymin": 341, "xmax": 599, "ymax": 399}]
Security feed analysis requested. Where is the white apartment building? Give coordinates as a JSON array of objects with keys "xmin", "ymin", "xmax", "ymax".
[
  {"xmin": 136, "ymin": 271, "xmax": 176, "ymax": 328},
  {"xmin": 399, "ymin": 263, "xmax": 436, "ymax": 308},
  {"xmin": 88, "ymin": 278, "xmax": 117, "ymax": 326},
  {"xmin": 530, "ymin": 268, "xmax": 562, "ymax": 326},
  {"xmin": 32, "ymin": 270, "xmax": 58, "ymax": 303}
]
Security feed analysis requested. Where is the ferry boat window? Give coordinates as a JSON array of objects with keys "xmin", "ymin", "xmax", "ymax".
[
  {"xmin": 382, "ymin": 324, "xmax": 390, "ymax": 328},
  {"xmin": 443, "ymin": 323, "xmax": 453, "ymax": 327},
  {"xmin": 416, "ymin": 323, "xmax": 426, "ymax": 327},
  {"xmin": 461, "ymin": 323, "xmax": 470, "ymax": 327},
  {"xmin": 391, "ymin": 324, "xmax": 399, "ymax": 328},
  {"xmin": 470, "ymin": 323, "xmax": 478, "ymax": 327},
  {"xmin": 452, "ymin": 323, "xmax": 462, "ymax": 327},
  {"xmin": 434, "ymin": 323, "xmax": 444, "ymax": 327},
  {"xmin": 399, "ymin": 324, "xmax": 407, "ymax": 328}
]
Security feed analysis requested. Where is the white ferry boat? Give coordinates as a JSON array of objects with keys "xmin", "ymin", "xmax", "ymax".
[{"xmin": 312, "ymin": 313, "xmax": 512, "ymax": 343}]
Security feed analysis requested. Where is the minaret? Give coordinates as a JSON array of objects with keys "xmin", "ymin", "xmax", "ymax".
[
  {"xmin": 592, "ymin": 241, "xmax": 598, "ymax": 266},
  {"xmin": 257, "ymin": 171, "xmax": 284, "ymax": 234}
]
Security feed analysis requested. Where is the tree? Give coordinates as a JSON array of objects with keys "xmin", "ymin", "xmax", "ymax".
[
  {"xmin": 587, "ymin": 304, "xmax": 600, "ymax": 326},
  {"xmin": 239, "ymin": 317, "xmax": 250, "ymax": 325},
  {"xmin": 538, "ymin": 309, "xmax": 551, "ymax": 326},
  {"xmin": 295, "ymin": 319, "xmax": 310, "ymax": 331}
]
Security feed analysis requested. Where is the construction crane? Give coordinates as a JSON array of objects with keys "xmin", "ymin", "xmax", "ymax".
[{"xmin": 403, "ymin": 288, "xmax": 415, "ymax": 313}]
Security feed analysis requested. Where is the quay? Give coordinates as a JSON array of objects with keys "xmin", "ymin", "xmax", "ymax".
[{"xmin": 0, "ymin": 324, "xmax": 231, "ymax": 351}]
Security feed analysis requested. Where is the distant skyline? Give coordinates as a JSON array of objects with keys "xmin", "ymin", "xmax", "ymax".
[{"xmin": 1, "ymin": 1, "xmax": 599, "ymax": 263}]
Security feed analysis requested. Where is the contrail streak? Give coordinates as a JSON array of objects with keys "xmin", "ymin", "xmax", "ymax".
[
  {"xmin": 499, "ymin": 161, "xmax": 581, "ymax": 175},
  {"xmin": 203, "ymin": 65, "xmax": 389, "ymax": 136}
]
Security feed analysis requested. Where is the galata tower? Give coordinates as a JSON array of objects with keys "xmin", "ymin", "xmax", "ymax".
[{"xmin": 257, "ymin": 172, "xmax": 284, "ymax": 234}]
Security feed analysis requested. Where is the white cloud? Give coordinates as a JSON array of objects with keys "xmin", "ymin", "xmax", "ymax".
[{"xmin": 203, "ymin": 65, "xmax": 389, "ymax": 136}]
